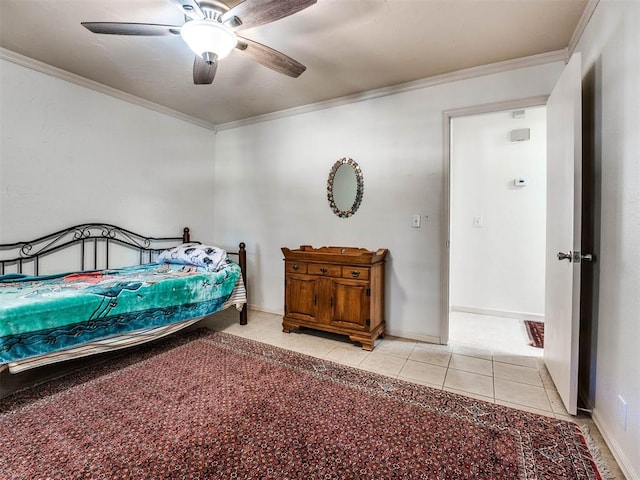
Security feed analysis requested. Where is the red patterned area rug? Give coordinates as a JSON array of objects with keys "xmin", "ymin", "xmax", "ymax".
[
  {"xmin": 0, "ymin": 329, "xmax": 604, "ymax": 479},
  {"xmin": 525, "ymin": 320, "xmax": 545, "ymax": 348}
]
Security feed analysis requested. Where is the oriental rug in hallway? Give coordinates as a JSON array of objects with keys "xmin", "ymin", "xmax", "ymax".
[
  {"xmin": 0, "ymin": 329, "xmax": 603, "ymax": 479},
  {"xmin": 525, "ymin": 320, "xmax": 545, "ymax": 348}
]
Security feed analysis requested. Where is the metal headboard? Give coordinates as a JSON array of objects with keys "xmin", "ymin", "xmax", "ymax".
[{"xmin": 0, "ymin": 223, "xmax": 191, "ymax": 276}]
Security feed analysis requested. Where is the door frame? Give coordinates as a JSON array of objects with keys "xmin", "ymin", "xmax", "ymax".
[{"xmin": 440, "ymin": 95, "xmax": 549, "ymax": 345}]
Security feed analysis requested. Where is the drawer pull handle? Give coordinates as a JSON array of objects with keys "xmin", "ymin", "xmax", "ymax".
[
  {"xmin": 292, "ymin": 264, "xmax": 299, "ymax": 271},
  {"xmin": 351, "ymin": 271, "xmax": 360, "ymax": 277},
  {"xmin": 320, "ymin": 268, "xmax": 328, "ymax": 273}
]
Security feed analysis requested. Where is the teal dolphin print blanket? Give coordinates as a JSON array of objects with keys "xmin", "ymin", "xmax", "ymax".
[{"xmin": 0, "ymin": 262, "xmax": 241, "ymax": 363}]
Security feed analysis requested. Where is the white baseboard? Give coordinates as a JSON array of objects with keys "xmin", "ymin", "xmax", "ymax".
[
  {"xmin": 248, "ymin": 306, "xmax": 442, "ymax": 345},
  {"xmin": 451, "ymin": 305, "xmax": 544, "ymax": 322},
  {"xmin": 592, "ymin": 408, "xmax": 638, "ymax": 480},
  {"xmin": 247, "ymin": 305, "xmax": 283, "ymax": 316},
  {"xmin": 385, "ymin": 329, "xmax": 441, "ymax": 345}
]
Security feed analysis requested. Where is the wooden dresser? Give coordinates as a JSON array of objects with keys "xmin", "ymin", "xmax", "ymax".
[{"xmin": 282, "ymin": 245, "xmax": 388, "ymax": 350}]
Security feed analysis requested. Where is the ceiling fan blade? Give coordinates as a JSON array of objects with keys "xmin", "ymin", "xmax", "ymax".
[
  {"xmin": 222, "ymin": 0, "xmax": 316, "ymax": 31},
  {"xmin": 236, "ymin": 37, "xmax": 306, "ymax": 78},
  {"xmin": 81, "ymin": 22, "xmax": 181, "ymax": 36},
  {"xmin": 169, "ymin": 0, "xmax": 206, "ymax": 20},
  {"xmin": 193, "ymin": 55, "xmax": 217, "ymax": 84}
]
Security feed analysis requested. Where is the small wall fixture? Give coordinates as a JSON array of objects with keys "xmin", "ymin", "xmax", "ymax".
[
  {"xmin": 510, "ymin": 128, "xmax": 530, "ymax": 142},
  {"xmin": 514, "ymin": 178, "xmax": 529, "ymax": 187}
]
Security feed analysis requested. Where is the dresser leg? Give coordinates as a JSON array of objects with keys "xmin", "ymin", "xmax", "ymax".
[
  {"xmin": 349, "ymin": 335, "xmax": 374, "ymax": 351},
  {"xmin": 361, "ymin": 341, "xmax": 374, "ymax": 351}
]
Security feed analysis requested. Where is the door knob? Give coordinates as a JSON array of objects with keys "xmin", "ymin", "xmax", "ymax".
[
  {"xmin": 573, "ymin": 251, "xmax": 594, "ymax": 263},
  {"xmin": 557, "ymin": 251, "xmax": 594, "ymax": 263},
  {"xmin": 557, "ymin": 252, "xmax": 572, "ymax": 262}
]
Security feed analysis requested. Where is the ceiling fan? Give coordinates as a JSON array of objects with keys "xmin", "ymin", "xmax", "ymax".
[{"xmin": 81, "ymin": 0, "xmax": 316, "ymax": 85}]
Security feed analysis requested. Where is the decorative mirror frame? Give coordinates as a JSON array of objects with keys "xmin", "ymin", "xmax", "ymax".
[{"xmin": 327, "ymin": 157, "xmax": 364, "ymax": 218}]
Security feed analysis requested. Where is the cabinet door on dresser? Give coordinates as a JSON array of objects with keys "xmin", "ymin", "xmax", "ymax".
[
  {"xmin": 331, "ymin": 278, "xmax": 370, "ymax": 331},
  {"xmin": 284, "ymin": 274, "xmax": 318, "ymax": 323}
]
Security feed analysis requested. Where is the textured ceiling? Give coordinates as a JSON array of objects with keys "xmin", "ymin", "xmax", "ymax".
[{"xmin": 0, "ymin": 0, "xmax": 588, "ymax": 127}]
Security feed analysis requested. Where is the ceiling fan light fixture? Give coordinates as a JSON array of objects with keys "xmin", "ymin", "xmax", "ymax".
[{"xmin": 180, "ymin": 20, "xmax": 237, "ymax": 61}]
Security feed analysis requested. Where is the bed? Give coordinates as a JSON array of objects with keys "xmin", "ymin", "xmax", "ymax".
[{"xmin": 0, "ymin": 224, "xmax": 247, "ymax": 375}]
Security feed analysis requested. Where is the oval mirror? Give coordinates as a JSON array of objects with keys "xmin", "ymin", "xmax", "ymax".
[{"xmin": 327, "ymin": 157, "xmax": 364, "ymax": 218}]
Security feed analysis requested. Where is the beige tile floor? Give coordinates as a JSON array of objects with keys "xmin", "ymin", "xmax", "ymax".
[{"xmin": 207, "ymin": 308, "xmax": 625, "ymax": 479}]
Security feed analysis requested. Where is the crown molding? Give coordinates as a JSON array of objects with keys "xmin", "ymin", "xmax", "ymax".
[
  {"xmin": 2, "ymin": 44, "xmax": 569, "ymax": 134},
  {"xmin": 0, "ymin": 48, "xmax": 217, "ymax": 132},
  {"xmin": 568, "ymin": 0, "xmax": 600, "ymax": 56},
  {"xmin": 216, "ymin": 49, "xmax": 567, "ymax": 131}
]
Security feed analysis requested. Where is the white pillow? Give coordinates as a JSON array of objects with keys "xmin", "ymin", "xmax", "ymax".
[{"xmin": 157, "ymin": 243, "xmax": 228, "ymax": 271}]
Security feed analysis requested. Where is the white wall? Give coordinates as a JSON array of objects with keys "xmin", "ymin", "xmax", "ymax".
[
  {"xmin": 575, "ymin": 0, "xmax": 640, "ymax": 477},
  {"xmin": 450, "ymin": 107, "xmax": 546, "ymax": 318},
  {"xmin": 0, "ymin": 59, "xmax": 216, "ymax": 245},
  {"xmin": 212, "ymin": 62, "xmax": 564, "ymax": 342}
]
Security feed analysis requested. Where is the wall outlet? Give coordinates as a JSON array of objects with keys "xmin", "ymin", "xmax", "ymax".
[
  {"xmin": 473, "ymin": 216, "xmax": 483, "ymax": 228},
  {"xmin": 617, "ymin": 395, "xmax": 627, "ymax": 430},
  {"xmin": 412, "ymin": 214, "xmax": 421, "ymax": 228}
]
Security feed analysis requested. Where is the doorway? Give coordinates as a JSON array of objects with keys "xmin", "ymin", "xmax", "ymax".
[
  {"xmin": 442, "ymin": 55, "xmax": 585, "ymax": 416},
  {"xmin": 441, "ymin": 98, "xmax": 549, "ymax": 355}
]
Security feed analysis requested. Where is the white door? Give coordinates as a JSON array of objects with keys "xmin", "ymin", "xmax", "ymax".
[{"xmin": 544, "ymin": 53, "xmax": 582, "ymax": 415}]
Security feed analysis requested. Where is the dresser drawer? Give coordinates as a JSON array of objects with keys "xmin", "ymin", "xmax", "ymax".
[
  {"xmin": 308, "ymin": 263, "xmax": 341, "ymax": 277},
  {"xmin": 285, "ymin": 261, "xmax": 307, "ymax": 274},
  {"xmin": 342, "ymin": 267, "xmax": 370, "ymax": 280}
]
